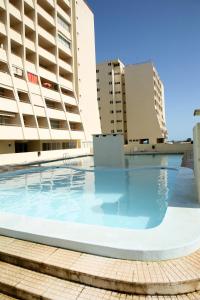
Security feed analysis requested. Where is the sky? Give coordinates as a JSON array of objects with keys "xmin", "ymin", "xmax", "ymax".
[{"xmin": 87, "ymin": 0, "xmax": 200, "ymax": 140}]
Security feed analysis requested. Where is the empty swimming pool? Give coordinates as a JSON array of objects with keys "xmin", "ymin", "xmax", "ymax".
[{"xmin": 0, "ymin": 155, "xmax": 182, "ymax": 230}]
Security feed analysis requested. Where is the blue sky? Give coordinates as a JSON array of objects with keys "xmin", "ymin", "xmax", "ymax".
[{"xmin": 87, "ymin": 0, "xmax": 200, "ymax": 140}]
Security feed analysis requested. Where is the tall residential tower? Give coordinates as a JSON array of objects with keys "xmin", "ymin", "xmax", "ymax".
[
  {"xmin": 0, "ymin": 0, "xmax": 100, "ymax": 154},
  {"xmin": 96, "ymin": 60, "xmax": 167, "ymax": 144}
]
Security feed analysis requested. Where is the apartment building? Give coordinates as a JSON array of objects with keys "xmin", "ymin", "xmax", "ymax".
[
  {"xmin": 96, "ymin": 60, "xmax": 167, "ymax": 145},
  {"xmin": 0, "ymin": 0, "xmax": 100, "ymax": 155},
  {"xmin": 96, "ymin": 59, "xmax": 127, "ymax": 143}
]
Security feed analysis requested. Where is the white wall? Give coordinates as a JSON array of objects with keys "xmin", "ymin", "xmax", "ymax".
[
  {"xmin": 93, "ymin": 134, "xmax": 124, "ymax": 167},
  {"xmin": 193, "ymin": 123, "xmax": 200, "ymax": 201},
  {"xmin": 124, "ymin": 143, "xmax": 193, "ymax": 154},
  {"xmin": 0, "ymin": 148, "xmax": 91, "ymax": 166},
  {"xmin": 75, "ymin": 0, "xmax": 101, "ymax": 141}
]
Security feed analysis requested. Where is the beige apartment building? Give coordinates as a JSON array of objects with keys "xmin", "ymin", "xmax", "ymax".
[
  {"xmin": 97, "ymin": 61, "xmax": 167, "ymax": 145},
  {"xmin": 96, "ymin": 59, "xmax": 127, "ymax": 142},
  {"xmin": 0, "ymin": 0, "xmax": 100, "ymax": 155}
]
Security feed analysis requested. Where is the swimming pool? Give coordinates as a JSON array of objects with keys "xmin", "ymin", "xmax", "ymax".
[
  {"xmin": 0, "ymin": 155, "xmax": 182, "ymax": 230},
  {"xmin": 0, "ymin": 154, "xmax": 200, "ymax": 261}
]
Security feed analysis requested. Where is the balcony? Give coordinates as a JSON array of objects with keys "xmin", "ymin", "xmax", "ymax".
[
  {"xmin": 38, "ymin": 46, "xmax": 56, "ymax": 64},
  {"xmin": 26, "ymin": 61, "xmax": 37, "ymax": 74},
  {"xmin": 39, "ymin": 66, "xmax": 57, "ymax": 83},
  {"xmin": 14, "ymin": 77, "xmax": 28, "ymax": 91},
  {"xmin": 58, "ymin": 42, "xmax": 72, "ymax": 57},
  {"xmin": 37, "ymin": 4, "xmax": 55, "ymax": 27},
  {"xmin": 38, "ymin": 25, "xmax": 55, "ymax": 45},
  {"xmin": 34, "ymin": 106, "xmax": 46, "ymax": 117},
  {"xmin": 10, "ymin": 28, "xmax": 22, "ymax": 45},
  {"xmin": 9, "ymin": 3, "xmax": 21, "ymax": 22},
  {"xmin": 24, "ymin": 0, "xmax": 34, "ymax": 9},
  {"xmin": 67, "ymin": 112, "xmax": 81, "ymax": 123},
  {"xmin": 20, "ymin": 102, "xmax": 34, "ymax": 115},
  {"xmin": 25, "ymin": 37, "xmax": 36, "ymax": 52},
  {"xmin": 0, "ymin": 71, "xmax": 12, "ymax": 87},
  {"xmin": 23, "ymin": 127, "xmax": 39, "ymax": 140},
  {"xmin": 0, "ymin": 21, "xmax": 6, "ymax": 36},
  {"xmin": 62, "ymin": 94, "xmax": 77, "ymax": 106},
  {"xmin": 59, "ymin": 59, "xmax": 72, "ymax": 73},
  {"xmin": 70, "ymin": 131, "xmax": 85, "ymax": 140},
  {"xmin": 0, "ymin": 98, "xmax": 18, "ymax": 113},
  {"xmin": 24, "ymin": 15, "xmax": 35, "ymax": 30},
  {"xmin": 59, "ymin": 77, "xmax": 73, "ymax": 90},
  {"xmin": 42, "ymin": 87, "xmax": 60, "ymax": 102},
  {"xmin": 0, "ymin": 124, "xmax": 23, "ymax": 140},
  {"xmin": 47, "ymin": 107, "xmax": 66, "ymax": 120},
  {"xmin": 51, "ymin": 129, "xmax": 70, "ymax": 140},
  {"xmin": 46, "ymin": 0, "xmax": 54, "ymax": 8},
  {"xmin": 0, "ymin": 48, "xmax": 7, "ymax": 63},
  {"xmin": 57, "ymin": 24, "xmax": 71, "ymax": 41},
  {"xmin": 38, "ymin": 128, "xmax": 51, "ymax": 140},
  {"xmin": 29, "ymin": 82, "xmax": 40, "ymax": 94},
  {"xmin": 57, "ymin": 6, "xmax": 71, "ymax": 24},
  {"xmin": 11, "ymin": 54, "xmax": 23, "ymax": 68},
  {"xmin": 0, "ymin": 1, "xmax": 5, "ymax": 9}
]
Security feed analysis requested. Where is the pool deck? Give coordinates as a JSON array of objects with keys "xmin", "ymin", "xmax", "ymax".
[
  {"xmin": 0, "ymin": 235, "xmax": 200, "ymax": 298},
  {"xmin": 0, "ymin": 167, "xmax": 199, "ymax": 262}
]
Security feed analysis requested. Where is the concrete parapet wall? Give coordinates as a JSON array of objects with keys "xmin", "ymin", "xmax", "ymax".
[
  {"xmin": 124, "ymin": 143, "xmax": 193, "ymax": 154},
  {"xmin": 193, "ymin": 123, "xmax": 200, "ymax": 201},
  {"xmin": 0, "ymin": 148, "xmax": 91, "ymax": 166}
]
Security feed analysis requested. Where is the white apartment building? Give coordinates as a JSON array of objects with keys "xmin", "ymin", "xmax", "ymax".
[
  {"xmin": 0, "ymin": 0, "xmax": 100, "ymax": 155},
  {"xmin": 96, "ymin": 60, "xmax": 167, "ymax": 145}
]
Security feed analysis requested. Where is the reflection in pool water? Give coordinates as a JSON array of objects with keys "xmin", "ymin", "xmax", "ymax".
[{"xmin": 0, "ymin": 155, "xmax": 182, "ymax": 229}]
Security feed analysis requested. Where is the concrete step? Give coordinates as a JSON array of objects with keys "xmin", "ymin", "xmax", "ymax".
[
  {"xmin": 0, "ymin": 294, "xmax": 18, "ymax": 300},
  {"xmin": 1, "ymin": 236, "xmax": 200, "ymax": 296},
  {"xmin": 0, "ymin": 261, "xmax": 200, "ymax": 300}
]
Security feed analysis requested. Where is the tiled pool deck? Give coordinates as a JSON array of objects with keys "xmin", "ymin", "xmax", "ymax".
[{"xmin": 0, "ymin": 235, "xmax": 200, "ymax": 299}]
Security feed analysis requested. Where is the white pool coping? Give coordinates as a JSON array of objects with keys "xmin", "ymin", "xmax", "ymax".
[{"xmin": 0, "ymin": 167, "xmax": 200, "ymax": 261}]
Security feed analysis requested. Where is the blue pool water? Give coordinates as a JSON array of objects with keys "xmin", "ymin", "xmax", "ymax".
[{"xmin": 0, "ymin": 155, "xmax": 182, "ymax": 229}]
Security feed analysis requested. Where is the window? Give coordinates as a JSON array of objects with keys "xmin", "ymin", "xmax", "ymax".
[
  {"xmin": 110, "ymin": 110, "xmax": 114, "ymax": 113},
  {"xmin": 108, "ymin": 72, "xmax": 112, "ymax": 75},
  {"xmin": 109, "ymin": 81, "xmax": 112, "ymax": 85},
  {"xmin": 58, "ymin": 33, "xmax": 71, "ymax": 49},
  {"xmin": 116, "ymin": 101, "xmax": 121, "ymax": 103},
  {"xmin": 117, "ymin": 120, "xmax": 122, "ymax": 123},
  {"xmin": 96, "ymin": 79, "xmax": 99, "ymax": 82},
  {"xmin": 97, "ymin": 97, "xmax": 100, "ymax": 101},
  {"xmin": 110, "ymin": 101, "xmax": 113, "ymax": 104},
  {"xmin": 115, "ymin": 82, "xmax": 120, "ymax": 85},
  {"xmin": 115, "ymin": 91, "xmax": 121, "ymax": 94},
  {"xmin": 117, "ymin": 130, "xmax": 122, "ymax": 132},
  {"xmin": 57, "ymin": 15, "xmax": 70, "ymax": 31},
  {"xmin": 96, "ymin": 70, "xmax": 99, "ymax": 73},
  {"xmin": 113, "ymin": 63, "xmax": 120, "ymax": 67},
  {"xmin": 116, "ymin": 110, "xmax": 122, "ymax": 113},
  {"xmin": 97, "ymin": 88, "xmax": 100, "ymax": 92},
  {"xmin": 108, "ymin": 62, "xmax": 111, "ymax": 66},
  {"xmin": 109, "ymin": 91, "xmax": 113, "ymax": 94},
  {"xmin": 111, "ymin": 120, "xmax": 114, "ymax": 123}
]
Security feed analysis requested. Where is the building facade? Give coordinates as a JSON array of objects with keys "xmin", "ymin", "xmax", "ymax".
[
  {"xmin": 0, "ymin": 0, "xmax": 100, "ymax": 154},
  {"xmin": 96, "ymin": 60, "xmax": 127, "ymax": 143},
  {"xmin": 96, "ymin": 60, "xmax": 167, "ymax": 145}
]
